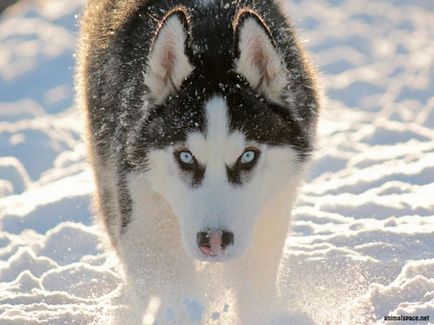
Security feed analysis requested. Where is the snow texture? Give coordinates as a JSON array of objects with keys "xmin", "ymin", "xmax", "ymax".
[{"xmin": 0, "ymin": 0, "xmax": 433, "ymax": 324}]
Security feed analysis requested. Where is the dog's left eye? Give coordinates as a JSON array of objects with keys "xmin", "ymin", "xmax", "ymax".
[
  {"xmin": 239, "ymin": 149, "xmax": 259, "ymax": 168},
  {"xmin": 177, "ymin": 151, "xmax": 195, "ymax": 165},
  {"xmin": 240, "ymin": 150, "xmax": 256, "ymax": 164}
]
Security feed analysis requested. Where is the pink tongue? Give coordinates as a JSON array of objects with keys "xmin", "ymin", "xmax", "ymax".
[{"xmin": 200, "ymin": 231, "xmax": 223, "ymax": 256}]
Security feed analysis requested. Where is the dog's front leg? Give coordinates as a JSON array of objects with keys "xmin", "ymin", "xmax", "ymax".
[
  {"xmin": 227, "ymin": 211, "xmax": 291, "ymax": 324},
  {"xmin": 112, "ymin": 185, "xmax": 199, "ymax": 324},
  {"xmin": 117, "ymin": 229, "xmax": 199, "ymax": 324}
]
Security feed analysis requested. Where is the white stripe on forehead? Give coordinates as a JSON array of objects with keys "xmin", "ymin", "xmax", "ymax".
[
  {"xmin": 187, "ymin": 96, "xmax": 245, "ymax": 165},
  {"xmin": 206, "ymin": 96, "xmax": 229, "ymax": 142}
]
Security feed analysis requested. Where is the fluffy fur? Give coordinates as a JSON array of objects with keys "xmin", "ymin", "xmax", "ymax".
[{"xmin": 77, "ymin": 0, "xmax": 320, "ymax": 323}]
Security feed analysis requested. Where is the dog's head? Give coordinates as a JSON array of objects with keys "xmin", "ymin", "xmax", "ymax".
[{"xmin": 126, "ymin": 8, "xmax": 318, "ymax": 261}]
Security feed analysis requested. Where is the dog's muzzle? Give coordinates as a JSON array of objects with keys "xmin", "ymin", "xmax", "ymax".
[{"xmin": 197, "ymin": 230, "xmax": 234, "ymax": 257}]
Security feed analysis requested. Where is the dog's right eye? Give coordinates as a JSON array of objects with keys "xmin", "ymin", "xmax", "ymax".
[
  {"xmin": 175, "ymin": 150, "xmax": 205, "ymax": 186},
  {"xmin": 176, "ymin": 150, "xmax": 195, "ymax": 167}
]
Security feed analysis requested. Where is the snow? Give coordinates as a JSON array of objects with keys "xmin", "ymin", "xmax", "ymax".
[{"xmin": 0, "ymin": 0, "xmax": 433, "ymax": 324}]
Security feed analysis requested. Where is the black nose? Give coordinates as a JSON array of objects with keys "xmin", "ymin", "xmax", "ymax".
[
  {"xmin": 221, "ymin": 231, "xmax": 234, "ymax": 248},
  {"xmin": 197, "ymin": 231, "xmax": 210, "ymax": 248},
  {"xmin": 196, "ymin": 230, "xmax": 234, "ymax": 249}
]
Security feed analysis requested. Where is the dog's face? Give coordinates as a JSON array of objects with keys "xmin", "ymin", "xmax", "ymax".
[
  {"xmin": 126, "ymin": 10, "xmax": 315, "ymax": 261},
  {"xmin": 145, "ymin": 96, "xmax": 301, "ymax": 261}
]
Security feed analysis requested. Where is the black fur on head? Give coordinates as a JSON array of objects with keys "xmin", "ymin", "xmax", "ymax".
[
  {"xmin": 128, "ymin": 3, "xmax": 317, "ymax": 169},
  {"xmin": 79, "ymin": 0, "xmax": 320, "ymax": 170}
]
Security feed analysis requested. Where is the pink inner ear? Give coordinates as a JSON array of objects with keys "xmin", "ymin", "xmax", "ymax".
[
  {"xmin": 144, "ymin": 14, "xmax": 193, "ymax": 103},
  {"xmin": 249, "ymin": 37, "xmax": 269, "ymax": 88},
  {"xmin": 161, "ymin": 45, "xmax": 177, "ymax": 88},
  {"xmin": 236, "ymin": 17, "xmax": 288, "ymax": 103}
]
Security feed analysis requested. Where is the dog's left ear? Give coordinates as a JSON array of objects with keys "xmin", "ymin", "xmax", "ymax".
[
  {"xmin": 145, "ymin": 10, "xmax": 193, "ymax": 104},
  {"xmin": 234, "ymin": 13, "xmax": 288, "ymax": 102}
]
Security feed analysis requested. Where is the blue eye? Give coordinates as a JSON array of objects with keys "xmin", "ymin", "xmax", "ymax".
[
  {"xmin": 240, "ymin": 150, "xmax": 256, "ymax": 164},
  {"xmin": 179, "ymin": 151, "xmax": 194, "ymax": 165}
]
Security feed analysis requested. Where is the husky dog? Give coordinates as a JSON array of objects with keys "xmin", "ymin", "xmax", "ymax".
[{"xmin": 77, "ymin": 0, "xmax": 319, "ymax": 323}]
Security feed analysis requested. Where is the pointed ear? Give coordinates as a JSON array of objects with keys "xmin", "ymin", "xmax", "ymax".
[
  {"xmin": 234, "ymin": 13, "xmax": 288, "ymax": 102},
  {"xmin": 145, "ymin": 10, "xmax": 194, "ymax": 104}
]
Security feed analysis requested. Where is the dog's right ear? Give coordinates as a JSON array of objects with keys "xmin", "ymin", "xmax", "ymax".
[{"xmin": 144, "ymin": 10, "xmax": 193, "ymax": 104}]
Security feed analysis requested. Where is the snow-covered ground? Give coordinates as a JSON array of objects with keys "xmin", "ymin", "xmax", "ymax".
[{"xmin": 0, "ymin": 0, "xmax": 433, "ymax": 324}]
